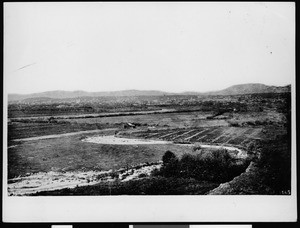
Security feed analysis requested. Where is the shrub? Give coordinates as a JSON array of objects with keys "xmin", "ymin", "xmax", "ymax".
[
  {"xmin": 192, "ymin": 144, "xmax": 202, "ymax": 152},
  {"xmin": 138, "ymin": 173, "xmax": 147, "ymax": 178}
]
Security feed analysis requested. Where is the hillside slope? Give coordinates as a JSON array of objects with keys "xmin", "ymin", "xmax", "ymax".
[{"xmin": 204, "ymin": 83, "xmax": 291, "ymax": 95}]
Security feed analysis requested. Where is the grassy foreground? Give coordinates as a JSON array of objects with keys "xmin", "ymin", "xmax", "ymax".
[{"xmin": 30, "ymin": 134, "xmax": 291, "ymax": 195}]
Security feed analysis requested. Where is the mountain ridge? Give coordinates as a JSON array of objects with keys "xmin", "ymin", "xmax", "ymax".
[{"xmin": 8, "ymin": 83, "xmax": 291, "ymax": 102}]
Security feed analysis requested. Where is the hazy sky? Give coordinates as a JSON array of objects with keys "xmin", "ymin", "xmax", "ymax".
[{"xmin": 4, "ymin": 2, "xmax": 295, "ymax": 94}]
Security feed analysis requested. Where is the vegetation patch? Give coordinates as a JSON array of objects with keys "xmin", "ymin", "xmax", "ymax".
[{"xmin": 30, "ymin": 147, "xmax": 250, "ymax": 195}]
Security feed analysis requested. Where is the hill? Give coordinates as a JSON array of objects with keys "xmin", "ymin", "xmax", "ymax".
[{"xmin": 203, "ymin": 83, "xmax": 291, "ymax": 96}]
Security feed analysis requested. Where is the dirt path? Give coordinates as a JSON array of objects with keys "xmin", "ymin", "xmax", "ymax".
[{"xmin": 13, "ymin": 128, "xmax": 117, "ymax": 142}]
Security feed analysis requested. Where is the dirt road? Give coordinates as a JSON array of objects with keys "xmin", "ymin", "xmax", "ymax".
[{"xmin": 13, "ymin": 128, "xmax": 117, "ymax": 142}]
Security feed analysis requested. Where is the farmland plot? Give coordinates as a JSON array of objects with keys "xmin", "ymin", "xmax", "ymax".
[
  {"xmin": 61, "ymin": 111, "xmax": 228, "ymax": 128},
  {"xmin": 124, "ymin": 126, "xmax": 264, "ymax": 148}
]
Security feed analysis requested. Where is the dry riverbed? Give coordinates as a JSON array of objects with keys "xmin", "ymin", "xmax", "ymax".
[{"xmin": 8, "ymin": 162, "xmax": 162, "ymax": 196}]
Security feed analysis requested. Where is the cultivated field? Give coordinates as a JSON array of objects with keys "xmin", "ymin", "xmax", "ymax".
[{"xmin": 121, "ymin": 126, "xmax": 263, "ymax": 149}]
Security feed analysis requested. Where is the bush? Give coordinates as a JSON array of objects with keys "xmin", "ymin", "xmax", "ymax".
[{"xmin": 228, "ymin": 121, "xmax": 240, "ymax": 127}]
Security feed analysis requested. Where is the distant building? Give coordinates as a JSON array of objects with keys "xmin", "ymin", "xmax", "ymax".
[{"xmin": 123, "ymin": 122, "xmax": 136, "ymax": 129}]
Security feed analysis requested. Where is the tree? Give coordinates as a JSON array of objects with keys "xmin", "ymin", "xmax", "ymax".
[
  {"xmin": 161, "ymin": 151, "xmax": 179, "ymax": 177},
  {"xmin": 162, "ymin": 151, "xmax": 178, "ymax": 165}
]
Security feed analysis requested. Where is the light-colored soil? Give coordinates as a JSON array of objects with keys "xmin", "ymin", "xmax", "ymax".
[{"xmin": 82, "ymin": 135, "xmax": 173, "ymax": 145}]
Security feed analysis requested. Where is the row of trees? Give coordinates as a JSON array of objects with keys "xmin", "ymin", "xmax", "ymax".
[{"xmin": 154, "ymin": 149, "xmax": 250, "ymax": 183}]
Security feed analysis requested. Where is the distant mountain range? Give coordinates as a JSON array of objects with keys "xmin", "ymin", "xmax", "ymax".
[
  {"xmin": 8, "ymin": 83, "xmax": 291, "ymax": 102},
  {"xmin": 8, "ymin": 90, "xmax": 170, "ymax": 101}
]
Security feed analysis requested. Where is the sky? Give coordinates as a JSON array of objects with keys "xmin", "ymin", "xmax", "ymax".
[{"xmin": 4, "ymin": 2, "xmax": 295, "ymax": 94}]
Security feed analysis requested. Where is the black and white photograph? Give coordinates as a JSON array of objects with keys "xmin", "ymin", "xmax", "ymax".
[{"xmin": 3, "ymin": 2, "xmax": 296, "ymax": 222}]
